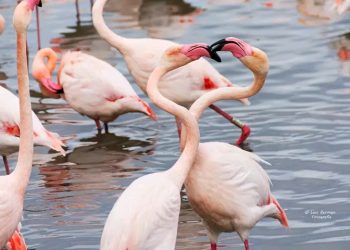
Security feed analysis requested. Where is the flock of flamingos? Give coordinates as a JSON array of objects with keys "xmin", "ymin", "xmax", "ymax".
[{"xmin": 0, "ymin": 0, "xmax": 349, "ymax": 249}]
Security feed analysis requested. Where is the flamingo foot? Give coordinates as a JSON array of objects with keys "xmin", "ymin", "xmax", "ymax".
[
  {"xmin": 235, "ymin": 124, "xmax": 251, "ymax": 146},
  {"xmin": 211, "ymin": 243, "xmax": 217, "ymax": 250},
  {"xmin": 244, "ymin": 239, "xmax": 250, "ymax": 250},
  {"xmin": 3, "ymin": 155, "xmax": 10, "ymax": 175},
  {"xmin": 6, "ymin": 229, "xmax": 27, "ymax": 250}
]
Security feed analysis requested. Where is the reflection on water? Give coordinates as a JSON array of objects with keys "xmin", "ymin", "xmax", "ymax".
[{"xmin": 0, "ymin": 0, "xmax": 350, "ymax": 249}]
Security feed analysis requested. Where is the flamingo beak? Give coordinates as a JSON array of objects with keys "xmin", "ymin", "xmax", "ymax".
[
  {"xmin": 208, "ymin": 47, "xmax": 221, "ymax": 62},
  {"xmin": 139, "ymin": 99, "xmax": 157, "ymax": 121},
  {"xmin": 38, "ymin": 0, "xmax": 42, "ymax": 7},
  {"xmin": 41, "ymin": 78, "xmax": 64, "ymax": 94}
]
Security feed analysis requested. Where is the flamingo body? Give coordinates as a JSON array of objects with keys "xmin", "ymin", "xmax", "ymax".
[
  {"xmin": 101, "ymin": 173, "xmax": 180, "ymax": 250},
  {"xmin": 185, "ymin": 142, "xmax": 278, "ymax": 240},
  {"xmin": 58, "ymin": 51, "xmax": 155, "ymax": 123},
  {"xmin": 0, "ymin": 86, "xmax": 65, "ymax": 157},
  {"xmin": 120, "ymin": 38, "xmax": 246, "ymax": 108}
]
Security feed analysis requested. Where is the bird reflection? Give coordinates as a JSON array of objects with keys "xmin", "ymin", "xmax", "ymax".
[
  {"xmin": 297, "ymin": 0, "xmax": 350, "ymax": 25},
  {"xmin": 105, "ymin": 0, "xmax": 204, "ymax": 39},
  {"xmin": 37, "ymin": 133, "xmax": 155, "ymax": 214},
  {"xmin": 333, "ymin": 32, "xmax": 350, "ymax": 76}
]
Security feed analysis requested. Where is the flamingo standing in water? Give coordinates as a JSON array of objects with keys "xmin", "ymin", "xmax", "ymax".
[
  {"xmin": 180, "ymin": 37, "xmax": 289, "ymax": 250},
  {"xmin": 0, "ymin": 86, "xmax": 65, "ymax": 174},
  {"xmin": 100, "ymin": 43, "xmax": 221, "ymax": 249},
  {"xmin": 32, "ymin": 48, "xmax": 157, "ymax": 132},
  {"xmin": 92, "ymin": 0, "xmax": 251, "ymax": 146},
  {"xmin": 0, "ymin": 0, "xmax": 41, "ymax": 248}
]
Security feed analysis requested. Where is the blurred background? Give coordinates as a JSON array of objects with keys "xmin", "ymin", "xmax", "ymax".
[{"xmin": 0, "ymin": 0, "xmax": 350, "ymax": 249}]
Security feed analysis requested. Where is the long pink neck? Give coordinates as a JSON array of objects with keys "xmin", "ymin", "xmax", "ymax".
[
  {"xmin": 92, "ymin": 0, "xmax": 129, "ymax": 55},
  {"xmin": 179, "ymin": 68, "xmax": 266, "ymax": 148},
  {"xmin": 33, "ymin": 48, "xmax": 57, "ymax": 74},
  {"xmin": 12, "ymin": 31, "xmax": 34, "ymax": 195},
  {"xmin": 191, "ymin": 70, "xmax": 266, "ymax": 121},
  {"xmin": 147, "ymin": 67, "xmax": 199, "ymax": 189}
]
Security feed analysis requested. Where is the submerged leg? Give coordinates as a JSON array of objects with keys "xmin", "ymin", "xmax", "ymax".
[
  {"xmin": 3, "ymin": 155, "xmax": 10, "ymax": 175},
  {"xmin": 104, "ymin": 122, "xmax": 109, "ymax": 133},
  {"xmin": 209, "ymin": 104, "xmax": 251, "ymax": 145}
]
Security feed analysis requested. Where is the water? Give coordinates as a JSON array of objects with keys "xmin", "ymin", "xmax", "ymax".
[{"xmin": 1, "ymin": 0, "xmax": 350, "ymax": 249}]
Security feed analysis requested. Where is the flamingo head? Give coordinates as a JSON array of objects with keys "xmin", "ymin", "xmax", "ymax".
[
  {"xmin": 160, "ymin": 43, "xmax": 221, "ymax": 71},
  {"xmin": 13, "ymin": 0, "xmax": 42, "ymax": 32},
  {"xmin": 210, "ymin": 37, "xmax": 269, "ymax": 76},
  {"xmin": 32, "ymin": 48, "xmax": 63, "ymax": 97}
]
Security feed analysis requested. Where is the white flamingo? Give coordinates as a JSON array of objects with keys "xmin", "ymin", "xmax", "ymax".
[
  {"xmin": 92, "ymin": 0, "xmax": 251, "ymax": 146},
  {"xmin": 100, "ymin": 43, "xmax": 221, "ymax": 249},
  {"xmin": 182, "ymin": 37, "xmax": 289, "ymax": 250},
  {"xmin": 0, "ymin": 0, "xmax": 41, "ymax": 248},
  {"xmin": 32, "ymin": 48, "xmax": 157, "ymax": 132}
]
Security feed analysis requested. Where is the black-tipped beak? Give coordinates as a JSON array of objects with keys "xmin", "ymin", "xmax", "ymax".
[
  {"xmin": 209, "ymin": 38, "xmax": 227, "ymax": 53},
  {"xmin": 209, "ymin": 48, "xmax": 221, "ymax": 62},
  {"xmin": 38, "ymin": 0, "xmax": 43, "ymax": 7}
]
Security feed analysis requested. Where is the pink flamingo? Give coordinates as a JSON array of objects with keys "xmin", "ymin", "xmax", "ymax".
[
  {"xmin": 92, "ymin": 0, "xmax": 251, "ymax": 146},
  {"xmin": 32, "ymin": 48, "xmax": 157, "ymax": 132},
  {"xmin": 0, "ymin": 85, "xmax": 65, "ymax": 174},
  {"xmin": 100, "ymin": 43, "xmax": 220, "ymax": 249},
  {"xmin": 0, "ymin": 0, "xmax": 41, "ymax": 248},
  {"xmin": 181, "ymin": 37, "xmax": 289, "ymax": 250}
]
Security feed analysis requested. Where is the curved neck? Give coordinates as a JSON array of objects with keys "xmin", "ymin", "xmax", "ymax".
[
  {"xmin": 180, "ymin": 69, "xmax": 266, "ymax": 148},
  {"xmin": 12, "ymin": 32, "xmax": 34, "ymax": 195},
  {"xmin": 191, "ymin": 70, "xmax": 266, "ymax": 121},
  {"xmin": 33, "ymin": 48, "xmax": 57, "ymax": 74},
  {"xmin": 147, "ymin": 67, "xmax": 199, "ymax": 189},
  {"xmin": 92, "ymin": 0, "xmax": 129, "ymax": 55}
]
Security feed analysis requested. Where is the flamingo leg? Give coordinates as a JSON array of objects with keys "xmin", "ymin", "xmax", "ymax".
[
  {"xmin": 211, "ymin": 243, "xmax": 217, "ymax": 250},
  {"xmin": 104, "ymin": 122, "xmax": 109, "ymax": 133},
  {"xmin": 95, "ymin": 119, "xmax": 102, "ymax": 132},
  {"xmin": 2, "ymin": 155, "xmax": 10, "ymax": 175},
  {"xmin": 90, "ymin": 0, "xmax": 94, "ymax": 10},
  {"xmin": 244, "ymin": 239, "xmax": 250, "ymax": 250},
  {"xmin": 175, "ymin": 117, "xmax": 182, "ymax": 138},
  {"xmin": 35, "ymin": 5, "xmax": 41, "ymax": 50},
  {"xmin": 209, "ymin": 104, "xmax": 251, "ymax": 146},
  {"xmin": 75, "ymin": 0, "xmax": 80, "ymax": 23}
]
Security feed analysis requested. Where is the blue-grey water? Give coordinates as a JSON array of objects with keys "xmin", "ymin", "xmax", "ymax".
[{"xmin": 1, "ymin": 0, "xmax": 350, "ymax": 249}]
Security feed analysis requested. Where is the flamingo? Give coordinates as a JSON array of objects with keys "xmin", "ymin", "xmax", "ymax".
[
  {"xmin": 32, "ymin": 48, "xmax": 157, "ymax": 132},
  {"xmin": 0, "ymin": 0, "xmax": 42, "ymax": 248},
  {"xmin": 92, "ymin": 0, "xmax": 251, "ymax": 146},
  {"xmin": 0, "ymin": 85, "xmax": 65, "ymax": 174},
  {"xmin": 179, "ymin": 37, "xmax": 289, "ymax": 250},
  {"xmin": 100, "ymin": 43, "xmax": 221, "ymax": 249}
]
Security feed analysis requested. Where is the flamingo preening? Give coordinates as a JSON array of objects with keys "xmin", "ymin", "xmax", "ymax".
[
  {"xmin": 100, "ymin": 43, "xmax": 221, "ymax": 250},
  {"xmin": 92, "ymin": 0, "xmax": 251, "ymax": 146},
  {"xmin": 32, "ymin": 48, "xmax": 157, "ymax": 132},
  {"xmin": 0, "ymin": 0, "xmax": 42, "ymax": 248},
  {"xmin": 181, "ymin": 37, "xmax": 289, "ymax": 250},
  {"xmin": 0, "ymin": 85, "xmax": 65, "ymax": 175}
]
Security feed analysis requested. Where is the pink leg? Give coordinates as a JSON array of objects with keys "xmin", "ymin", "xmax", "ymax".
[
  {"xmin": 3, "ymin": 155, "xmax": 10, "ymax": 175},
  {"xmin": 244, "ymin": 239, "xmax": 250, "ymax": 250},
  {"xmin": 35, "ymin": 5, "xmax": 41, "ymax": 50},
  {"xmin": 209, "ymin": 104, "xmax": 251, "ymax": 146},
  {"xmin": 95, "ymin": 119, "xmax": 102, "ymax": 131},
  {"xmin": 175, "ymin": 117, "xmax": 182, "ymax": 138},
  {"xmin": 211, "ymin": 243, "xmax": 217, "ymax": 250}
]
